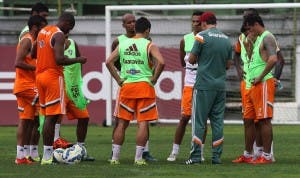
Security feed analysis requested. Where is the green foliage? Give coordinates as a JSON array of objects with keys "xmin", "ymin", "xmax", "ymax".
[{"xmin": 0, "ymin": 125, "xmax": 299, "ymax": 178}]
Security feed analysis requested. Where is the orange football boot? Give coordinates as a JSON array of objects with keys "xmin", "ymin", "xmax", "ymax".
[{"xmin": 232, "ymin": 155, "xmax": 253, "ymax": 163}]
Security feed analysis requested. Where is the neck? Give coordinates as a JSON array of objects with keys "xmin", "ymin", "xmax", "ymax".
[
  {"xmin": 126, "ymin": 32, "xmax": 135, "ymax": 38},
  {"xmin": 134, "ymin": 33, "xmax": 144, "ymax": 38},
  {"xmin": 29, "ymin": 31, "xmax": 36, "ymax": 40},
  {"xmin": 206, "ymin": 24, "xmax": 216, "ymax": 29},
  {"xmin": 193, "ymin": 31, "xmax": 200, "ymax": 35}
]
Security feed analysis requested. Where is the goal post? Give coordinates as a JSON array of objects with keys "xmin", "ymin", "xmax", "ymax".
[{"xmin": 105, "ymin": 3, "xmax": 300, "ymax": 126}]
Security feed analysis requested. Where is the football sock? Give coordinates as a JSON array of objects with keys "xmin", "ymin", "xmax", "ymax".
[
  {"xmin": 24, "ymin": 145, "xmax": 30, "ymax": 157},
  {"xmin": 171, "ymin": 143, "xmax": 180, "ymax": 155},
  {"xmin": 77, "ymin": 142, "xmax": 85, "ymax": 146},
  {"xmin": 112, "ymin": 144, "xmax": 121, "ymax": 160},
  {"xmin": 42, "ymin": 145, "xmax": 53, "ymax": 161},
  {"xmin": 54, "ymin": 124, "xmax": 61, "ymax": 141},
  {"xmin": 144, "ymin": 140, "xmax": 149, "ymax": 152},
  {"xmin": 135, "ymin": 145, "xmax": 145, "ymax": 161},
  {"xmin": 243, "ymin": 150, "xmax": 252, "ymax": 158},
  {"xmin": 16, "ymin": 145, "xmax": 24, "ymax": 159},
  {"xmin": 263, "ymin": 152, "xmax": 272, "ymax": 160},
  {"xmin": 30, "ymin": 145, "xmax": 39, "ymax": 158},
  {"xmin": 201, "ymin": 144, "xmax": 205, "ymax": 157},
  {"xmin": 271, "ymin": 141, "xmax": 274, "ymax": 155},
  {"xmin": 256, "ymin": 147, "xmax": 263, "ymax": 157}
]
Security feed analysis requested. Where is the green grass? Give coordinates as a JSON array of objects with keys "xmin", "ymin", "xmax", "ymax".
[{"xmin": 0, "ymin": 125, "xmax": 299, "ymax": 178}]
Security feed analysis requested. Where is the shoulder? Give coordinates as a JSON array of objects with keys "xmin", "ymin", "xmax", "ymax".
[
  {"xmin": 194, "ymin": 33, "xmax": 205, "ymax": 43},
  {"xmin": 262, "ymin": 32, "xmax": 277, "ymax": 45},
  {"xmin": 112, "ymin": 38, "xmax": 119, "ymax": 45},
  {"xmin": 184, "ymin": 32, "xmax": 193, "ymax": 38}
]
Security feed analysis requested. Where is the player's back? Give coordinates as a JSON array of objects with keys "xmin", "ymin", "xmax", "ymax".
[{"xmin": 36, "ymin": 25, "xmax": 63, "ymax": 75}]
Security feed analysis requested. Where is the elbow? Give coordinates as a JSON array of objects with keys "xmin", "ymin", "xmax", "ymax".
[
  {"xmin": 14, "ymin": 61, "xmax": 22, "ymax": 68},
  {"xmin": 105, "ymin": 60, "xmax": 110, "ymax": 68},
  {"xmin": 160, "ymin": 61, "xmax": 165, "ymax": 69},
  {"xmin": 161, "ymin": 63, "xmax": 165, "ymax": 70}
]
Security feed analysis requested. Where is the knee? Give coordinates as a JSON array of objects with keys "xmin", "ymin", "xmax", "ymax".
[
  {"xmin": 244, "ymin": 119, "xmax": 254, "ymax": 127},
  {"xmin": 180, "ymin": 115, "xmax": 190, "ymax": 124}
]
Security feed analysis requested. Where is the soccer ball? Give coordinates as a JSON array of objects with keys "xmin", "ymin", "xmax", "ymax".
[
  {"xmin": 79, "ymin": 145, "xmax": 87, "ymax": 160},
  {"xmin": 62, "ymin": 144, "xmax": 83, "ymax": 164},
  {"xmin": 53, "ymin": 148, "xmax": 65, "ymax": 163}
]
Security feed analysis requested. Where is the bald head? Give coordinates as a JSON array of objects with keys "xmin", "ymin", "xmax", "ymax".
[
  {"xmin": 122, "ymin": 13, "xmax": 135, "ymax": 23},
  {"xmin": 122, "ymin": 13, "xmax": 136, "ymax": 35}
]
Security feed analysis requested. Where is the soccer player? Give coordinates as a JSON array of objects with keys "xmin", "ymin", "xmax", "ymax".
[
  {"xmin": 106, "ymin": 17, "xmax": 165, "ymax": 165},
  {"xmin": 242, "ymin": 14, "xmax": 278, "ymax": 164},
  {"xmin": 232, "ymin": 22, "xmax": 258, "ymax": 164},
  {"xmin": 14, "ymin": 15, "xmax": 47, "ymax": 164},
  {"xmin": 16, "ymin": 2, "xmax": 49, "ymax": 162},
  {"xmin": 19, "ymin": 2, "xmax": 49, "ymax": 41},
  {"xmin": 185, "ymin": 11, "xmax": 232, "ymax": 165},
  {"xmin": 63, "ymin": 34, "xmax": 95, "ymax": 161},
  {"xmin": 232, "ymin": 9, "xmax": 284, "ymax": 163},
  {"xmin": 19, "ymin": 2, "xmax": 72, "ymax": 153},
  {"xmin": 167, "ymin": 11, "xmax": 207, "ymax": 162},
  {"xmin": 110, "ymin": 13, "xmax": 157, "ymax": 162},
  {"xmin": 35, "ymin": 12, "xmax": 87, "ymax": 165}
]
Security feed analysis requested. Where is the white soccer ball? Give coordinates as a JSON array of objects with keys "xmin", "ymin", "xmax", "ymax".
[
  {"xmin": 79, "ymin": 145, "xmax": 87, "ymax": 160},
  {"xmin": 53, "ymin": 148, "xmax": 65, "ymax": 163},
  {"xmin": 62, "ymin": 144, "xmax": 83, "ymax": 164}
]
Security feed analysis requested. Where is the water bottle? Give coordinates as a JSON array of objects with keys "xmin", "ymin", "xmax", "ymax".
[{"xmin": 276, "ymin": 80, "xmax": 283, "ymax": 90}]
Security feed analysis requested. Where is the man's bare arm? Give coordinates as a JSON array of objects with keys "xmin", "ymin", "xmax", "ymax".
[
  {"xmin": 105, "ymin": 47, "xmax": 123, "ymax": 86},
  {"xmin": 179, "ymin": 39, "xmax": 186, "ymax": 67},
  {"xmin": 15, "ymin": 38, "xmax": 36, "ymax": 70},
  {"xmin": 253, "ymin": 34, "xmax": 278, "ymax": 85},
  {"xmin": 188, "ymin": 53, "xmax": 197, "ymax": 65},
  {"xmin": 273, "ymin": 50, "xmax": 285, "ymax": 80},
  {"xmin": 53, "ymin": 32, "xmax": 86, "ymax": 66},
  {"xmin": 233, "ymin": 51, "xmax": 243, "ymax": 80},
  {"xmin": 111, "ymin": 38, "xmax": 121, "ymax": 71},
  {"xmin": 149, "ymin": 44, "xmax": 165, "ymax": 85}
]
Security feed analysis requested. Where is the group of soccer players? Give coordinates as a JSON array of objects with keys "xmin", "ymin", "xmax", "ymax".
[
  {"xmin": 14, "ymin": 3, "xmax": 94, "ymax": 165},
  {"xmin": 13, "ymin": 2, "xmax": 283, "ymax": 166}
]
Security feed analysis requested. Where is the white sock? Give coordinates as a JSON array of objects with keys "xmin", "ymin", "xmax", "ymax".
[
  {"xmin": 30, "ymin": 145, "xmax": 39, "ymax": 158},
  {"xmin": 256, "ymin": 147, "xmax": 263, "ymax": 157},
  {"xmin": 112, "ymin": 144, "xmax": 121, "ymax": 160},
  {"xmin": 77, "ymin": 142, "xmax": 85, "ymax": 146},
  {"xmin": 54, "ymin": 124, "xmax": 61, "ymax": 141},
  {"xmin": 263, "ymin": 152, "xmax": 272, "ymax": 160},
  {"xmin": 271, "ymin": 141, "xmax": 274, "ymax": 156},
  {"xmin": 144, "ymin": 140, "xmax": 149, "ymax": 152},
  {"xmin": 201, "ymin": 144, "xmax": 205, "ymax": 158},
  {"xmin": 135, "ymin": 145, "xmax": 145, "ymax": 161},
  {"xmin": 171, "ymin": 143, "xmax": 180, "ymax": 155},
  {"xmin": 42, "ymin": 145, "xmax": 53, "ymax": 161},
  {"xmin": 253, "ymin": 141, "xmax": 257, "ymax": 154},
  {"xmin": 16, "ymin": 145, "xmax": 24, "ymax": 159},
  {"xmin": 243, "ymin": 150, "xmax": 253, "ymax": 158},
  {"xmin": 24, "ymin": 145, "xmax": 30, "ymax": 157}
]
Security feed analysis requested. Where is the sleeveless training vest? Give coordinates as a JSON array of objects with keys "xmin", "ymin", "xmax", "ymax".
[
  {"xmin": 119, "ymin": 37, "xmax": 153, "ymax": 85},
  {"xmin": 64, "ymin": 39, "xmax": 88, "ymax": 109},
  {"xmin": 247, "ymin": 30, "xmax": 273, "ymax": 89}
]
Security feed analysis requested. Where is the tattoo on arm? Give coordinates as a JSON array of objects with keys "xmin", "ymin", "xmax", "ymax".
[{"xmin": 263, "ymin": 34, "xmax": 277, "ymax": 57}]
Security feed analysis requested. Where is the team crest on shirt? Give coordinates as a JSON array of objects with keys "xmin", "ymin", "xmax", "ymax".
[
  {"xmin": 67, "ymin": 49, "xmax": 73, "ymax": 56},
  {"xmin": 38, "ymin": 40, "xmax": 45, "ymax": 48}
]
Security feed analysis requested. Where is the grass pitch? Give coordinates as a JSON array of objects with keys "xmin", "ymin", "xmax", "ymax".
[{"xmin": 0, "ymin": 124, "xmax": 299, "ymax": 178}]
